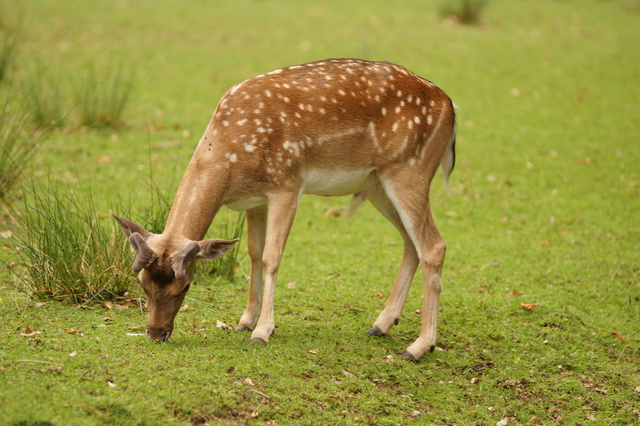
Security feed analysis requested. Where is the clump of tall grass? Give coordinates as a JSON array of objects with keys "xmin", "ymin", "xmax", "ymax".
[
  {"xmin": 22, "ymin": 63, "xmax": 68, "ymax": 129},
  {"xmin": 20, "ymin": 61, "xmax": 135, "ymax": 130},
  {"xmin": 0, "ymin": 91, "xmax": 40, "ymax": 200},
  {"xmin": 0, "ymin": 17, "xmax": 19, "ymax": 83},
  {"xmin": 441, "ymin": 0, "xmax": 489, "ymax": 25},
  {"xmin": 74, "ymin": 64, "xmax": 135, "ymax": 129},
  {"xmin": 2, "ymin": 179, "xmax": 137, "ymax": 303}
]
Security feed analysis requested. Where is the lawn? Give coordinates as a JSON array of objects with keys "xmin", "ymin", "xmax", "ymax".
[{"xmin": 1, "ymin": 0, "xmax": 638, "ymax": 424}]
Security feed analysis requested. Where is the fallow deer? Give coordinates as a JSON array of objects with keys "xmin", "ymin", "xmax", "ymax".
[{"xmin": 113, "ymin": 58, "xmax": 456, "ymax": 360}]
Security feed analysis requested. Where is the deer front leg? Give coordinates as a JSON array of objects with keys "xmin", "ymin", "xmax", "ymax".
[
  {"xmin": 237, "ymin": 205, "xmax": 267, "ymax": 331},
  {"xmin": 250, "ymin": 191, "xmax": 300, "ymax": 344}
]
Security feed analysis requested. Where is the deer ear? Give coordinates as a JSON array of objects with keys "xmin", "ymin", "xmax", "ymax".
[
  {"xmin": 111, "ymin": 212, "xmax": 152, "ymax": 239},
  {"xmin": 197, "ymin": 238, "xmax": 240, "ymax": 260},
  {"xmin": 171, "ymin": 242, "xmax": 201, "ymax": 281},
  {"xmin": 129, "ymin": 233, "xmax": 157, "ymax": 273}
]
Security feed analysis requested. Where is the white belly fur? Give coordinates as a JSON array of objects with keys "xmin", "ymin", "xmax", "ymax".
[
  {"xmin": 224, "ymin": 168, "xmax": 376, "ymax": 211},
  {"xmin": 301, "ymin": 167, "xmax": 375, "ymax": 196}
]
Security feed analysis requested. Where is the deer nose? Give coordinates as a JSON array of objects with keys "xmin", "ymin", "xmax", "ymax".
[{"xmin": 146, "ymin": 327, "xmax": 173, "ymax": 342}]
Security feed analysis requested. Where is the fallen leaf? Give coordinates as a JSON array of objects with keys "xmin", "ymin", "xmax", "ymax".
[
  {"xmin": 179, "ymin": 303, "xmax": 188, "ymax": 312},
  {"xmin": 511, "ymin": 290, "xmax": 522, "ymax": 297},
  {"xmin": 308, "ymin": 349, "xmax": 319, "ymax": 354},
  {"xmin": 286, "ymin": 282, "xmax": 296, "ymax": 289},
  {"xmin": 21, "ymin": 325, "xmax": 41, "ymax": 337},
  {"xmin": 107, "ymin": 380, "xmax": 117, "ymax": 388},
  {"xmin": 609, "ymin": 330, "xmax": 624, "ymax": 343},
  {"xmin": 520, "ymin": 303, "xmax": 537, "ymax": 311},
  {"xmin": 470, "ymin": 377, "xmax": 479, "ymax": 384},
  {"xmin": 342, "ymin": 369, "xmax": 356, "ymax": 378},
  {"xmin": 323, "ymin": 208, "xmax": 341, "ymax": 218},
  {"xmin": 216, "ymin": 320, "xmax": 233, "ymax": 330},
  {"xmin": 370, "ymin": 292, "xmax": 387, "ymax": 298},
  {"xmin": 104, "ymin": 302, "xmax": 114, "ymax": 310},
  {"xmin": 104, "ymin": 316, "xmax": 114, "ymax": 322},
  {"xmin": 577, "ymin": 157, "xmax": 596, "ymax": 165},
  {"xmin": 69, "ymin": 351, "xmax": 77, "ymax": 357},
  {"xmin": 540, "ymin": 240, "xmax": 551, "ymax": 246},
  {"xmin": 242, "ymin": 377, "xmax": 255, "ymax": 386}
]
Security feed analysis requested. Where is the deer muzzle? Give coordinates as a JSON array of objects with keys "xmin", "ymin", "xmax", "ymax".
[{"xmin": 146, "ymin": 324, "xmax": 174, "ymax": 342}]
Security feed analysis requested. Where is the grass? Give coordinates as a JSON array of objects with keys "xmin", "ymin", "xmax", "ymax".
[
  {"xmin": 0, "ymin": 14, "xmax": 18, "ymax": 83},
  {"xmin": 441, "ymin": 0, "xmax": 489, "ymax": 25},
  {"xmin": 0, "ymin": 0, "xmax": 638, "ymax": 424},
  {"xmin": 21, "ymin": 62, "xmax": 68, "ymax": 130},
  {"xmin": 0, "ymin": 88, "xmax": 40, "ymax": 200},
  {"xmin": 2, "ymin": 178, "xmax": 136, "ymax": 303},
  {"xmin": 74, "ymin": 63, "xmax": 135, "ymax": 129}
]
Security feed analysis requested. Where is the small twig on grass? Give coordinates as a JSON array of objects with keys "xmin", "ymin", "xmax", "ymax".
[{"xmin": 13, "ymin": 360, "xmax": 61, "ymax": 366}]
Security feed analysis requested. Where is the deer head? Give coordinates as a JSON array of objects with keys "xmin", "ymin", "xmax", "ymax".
[{"xmin": 111, "ymin": 212, "xmax": 239, "ymax": 341}]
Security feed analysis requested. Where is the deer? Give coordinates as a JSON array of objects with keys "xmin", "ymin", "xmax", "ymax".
[{"xmin": 112, "ymin": 58, "xmax": 456, "ymax": 360}]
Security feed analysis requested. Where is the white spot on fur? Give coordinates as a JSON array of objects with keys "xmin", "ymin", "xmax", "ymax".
[
  {"xmin": 427, "ymin": 115, "xmax": 433, "ymax": 125},
  {"xmin": 237, "ymin": 119, "xmax": 247, "ymax": 126}
]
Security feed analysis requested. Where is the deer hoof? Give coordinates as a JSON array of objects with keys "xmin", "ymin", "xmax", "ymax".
[
  {"xmin": 249, "ymin": 337, "xmax": 268, "ymax": 345},
  {"xmin": 236, "ymin": 324, "xmax": 253, "ymax": 332},
  {"xmin": 396, "ymin": 349, "xmax": 417, "ymax": 361},
  {"xmin": 367, "ymin": 326, "xmax": 386, "ymax": 336}
]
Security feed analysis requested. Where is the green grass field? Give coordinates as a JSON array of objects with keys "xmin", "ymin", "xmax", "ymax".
[{"xmin": 1, "ymin": 0, "xmax": 638, "ymax": 424}]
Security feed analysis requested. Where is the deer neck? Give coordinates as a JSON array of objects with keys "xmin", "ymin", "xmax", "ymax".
[{"xmin": 162, "ymin": 139, "xmax": 230, "ymax": 241}]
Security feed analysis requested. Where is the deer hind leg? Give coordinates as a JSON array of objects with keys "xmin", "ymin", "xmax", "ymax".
[
  {"xmin": 380, "ymin": 175, "xmax": 446, "ymax": 361},
  {"xmin": 236, "ymin": 204, "xmax": 267, "ymax": 331},
  {"xmin": 249, "ymin": 191, "xmax": 300, "ymax": 344},
  {"xmin": 366, "ymin": 183, "xmax": 420, "ymax": 336}
]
